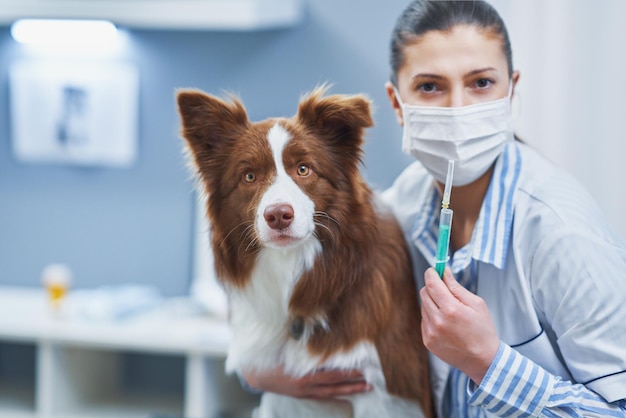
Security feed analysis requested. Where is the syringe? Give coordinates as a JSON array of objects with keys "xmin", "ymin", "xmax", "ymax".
[{"xmin": 435, "ymin": 160, "xmax": 455, "ymax": 278}]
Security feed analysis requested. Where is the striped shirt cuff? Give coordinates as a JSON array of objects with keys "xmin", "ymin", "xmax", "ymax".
[
  {"xmin": 236, "ymin": 370, "xmax": 264, "ymax": 395},
  {"xmin": 467, "ymin": 342, "xmax": 555, "ymax": 416}
]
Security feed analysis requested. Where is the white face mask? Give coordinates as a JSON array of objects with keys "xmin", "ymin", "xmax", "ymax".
[{"xmin": 395, "ymin": 86, "xmax": 514, "ymax": 186}]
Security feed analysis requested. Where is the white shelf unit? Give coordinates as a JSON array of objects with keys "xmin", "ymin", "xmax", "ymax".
[{"xmin": 0, "ymin": 286, "xmax": 259, "ymax": 418}]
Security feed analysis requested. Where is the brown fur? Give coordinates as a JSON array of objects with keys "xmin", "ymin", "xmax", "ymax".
[{"xmin": 177, "ymin": 86, "xmax": 434, "ymax": 417}]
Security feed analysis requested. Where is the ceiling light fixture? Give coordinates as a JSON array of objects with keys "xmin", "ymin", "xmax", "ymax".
[{"xmin": 11, "ymin": 19, "xmax": 118, "ymax": 48}]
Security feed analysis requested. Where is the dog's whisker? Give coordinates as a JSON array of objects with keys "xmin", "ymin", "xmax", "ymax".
[
  {"xmin": 243, "ymin": 239, "xmax": 260, "ymax": 254},
  {"xmin": 314, "ymin": 221, "xmax": 337, "ymax": 241},
  {"xmin": 212, "ymin": 217, "xmax": 259, "ymax": 260},
  {"xmin": 314, "ymin": 211, "xmax": 340, "ymax": 226},
  {"xmin": 220, "ymin": 220, "xmax": 254, "ymax": 249},
  {"xmin": 240, "ymin": 223, "xmax": 256, "ymax": 240},
  {"xmin": 238, "ymin": 224, "xmax": 261, "ymax": 256}
]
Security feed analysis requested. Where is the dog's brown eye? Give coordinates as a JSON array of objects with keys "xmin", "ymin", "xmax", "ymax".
[
  {"xmin": 243, "ymin": 172, "xmax": 256, "ymax": 183},
  {"xmin": 297, "ymin": 165, "xmax": 310, "ymax": 177}
]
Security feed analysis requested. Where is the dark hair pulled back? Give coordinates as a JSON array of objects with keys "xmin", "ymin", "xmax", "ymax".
[{"xmin": 389, "ymin": 0, "xmax": 513, "ymax": 86}]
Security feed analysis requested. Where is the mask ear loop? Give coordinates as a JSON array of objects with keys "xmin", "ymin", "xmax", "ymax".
[
  {"xmin": 507, "ymin": 80, "xmax": 514, "ymax": 100},
  {"xmin": 391, "ymin": 84, "xmax": 405, "ymax": 107},
  {"xmin": 391, "ymin": 84, "xmax": 409, "ymax": 128},
  {"xmin": 392, "ymin": 84, "xmax": 413, "ymax": 155},
  {"xmin": 509, "ymin": 79, "xmax": 522, "ymax": 129}
]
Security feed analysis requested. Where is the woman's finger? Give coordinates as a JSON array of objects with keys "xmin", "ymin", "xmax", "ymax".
[
  {"xmin": 308, "ymin": 380, "xmax": 372, "ymax": 399},
  {"xmin": 423, "ymin": 267, "xmax": 455, "ymax": 308},
  {"xmin": 419, "ymin": 284, "xmax": 438, "ymax": 317},
  {"xmin": 304, "ymin": 368, "xmax": 364, "ymax": 385}
]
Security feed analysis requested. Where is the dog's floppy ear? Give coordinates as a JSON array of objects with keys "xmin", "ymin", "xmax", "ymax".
[
  {"xmin": 176, "ymin": 89, "xmax": 248, "ymax": 157},
  {"xmin": 296, "ymin": 85, "xmax": 374, "ymax": 153}
]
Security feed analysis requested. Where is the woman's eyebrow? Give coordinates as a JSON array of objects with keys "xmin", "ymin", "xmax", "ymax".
[
  {"xmin": 411, "ymin": 67, "xmax": 498, "ymax": 81},
  {"xmin": 411, "ymin": 73, "xmax": 446, "ymax": 81},
  {"xmin": 463, "ymin": 67, "xmax": 498, "ymax": 78}
]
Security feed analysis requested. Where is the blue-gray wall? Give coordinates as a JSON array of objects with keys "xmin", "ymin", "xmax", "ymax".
[{"xmin": 0, "ymin": 0, "xmax": 413, "ymax": 295}]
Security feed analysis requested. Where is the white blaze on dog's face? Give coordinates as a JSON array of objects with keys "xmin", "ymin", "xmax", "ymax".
[{"xmin": 256, "ymin": 123, "xmax": 316, "ymax": 249}]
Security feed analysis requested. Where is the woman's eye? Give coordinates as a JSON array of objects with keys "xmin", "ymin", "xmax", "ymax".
[
  {"xmin": 297, "ymin": 164, "xmax": 311, "ymax": 177},
  {"xmin": 243, "ymin": 172, "xmax": 256, "ymax": 183},
  {"xmin": 474, "ymin": 78, "xmax": 493, "ymax": 89},
  {"xmin": 418, "ymin": 82, "xmax": 438, "ymax": 93}
]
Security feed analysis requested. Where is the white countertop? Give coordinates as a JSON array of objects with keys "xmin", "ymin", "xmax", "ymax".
[{"xmin": 0, "ymin": 285, "xmax": 231, "ymax": 356}]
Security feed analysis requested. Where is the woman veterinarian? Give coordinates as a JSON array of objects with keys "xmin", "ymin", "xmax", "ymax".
[{"xmin": 243, "ymin": 1, "xmax": 626, "ymax": 416}]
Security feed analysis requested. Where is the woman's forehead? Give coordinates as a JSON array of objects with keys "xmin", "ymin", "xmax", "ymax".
[{"xmin": 400, "ymin": 25, "xmax": 508, "ymax": 80}]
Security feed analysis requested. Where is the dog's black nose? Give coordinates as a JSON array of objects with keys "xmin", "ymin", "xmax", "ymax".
[{"xmin": 264, "ymin": 204, "xmax": 294, "ymax": 230}]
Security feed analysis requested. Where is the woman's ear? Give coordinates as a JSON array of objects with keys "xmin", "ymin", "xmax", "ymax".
[
  {"xmin": 384, "ymin": 81, "xmax": 404, "ymax": 126},
  {"xmin": 511, "ymin": 70, "xmax": 521, "ymax": 97}
]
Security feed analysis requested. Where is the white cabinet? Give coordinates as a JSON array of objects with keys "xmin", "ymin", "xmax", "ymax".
[
  {"xmin": 0, "ymin": 0, "xmax": 304, "ymax": 30},
  {"xmin": 0, "ymin": 286, "xmax": 259, "ymax": 418}
]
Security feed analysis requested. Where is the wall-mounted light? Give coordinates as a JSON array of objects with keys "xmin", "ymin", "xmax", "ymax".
[{"xmin": 11, "ymin": 19, "xmax": 119, "ymax": 49}]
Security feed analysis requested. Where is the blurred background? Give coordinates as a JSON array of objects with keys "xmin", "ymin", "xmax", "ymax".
[{"xmin": 1, "ymin": 0, "xmax": 625, "ymax": 295}]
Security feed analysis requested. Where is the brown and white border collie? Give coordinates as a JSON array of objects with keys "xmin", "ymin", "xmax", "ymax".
[{"xmin": 177, "ymin": 86, "xmax": 433, "ymax": 418}]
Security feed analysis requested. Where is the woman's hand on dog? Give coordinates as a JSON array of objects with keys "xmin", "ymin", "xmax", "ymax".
[
  {"xmin": 242, "ymin": 366, "xmax": 372, "ymax": 399},
  {"xmin": 420, "ymin": 267, "xmax": 500, "ymax": 385}
]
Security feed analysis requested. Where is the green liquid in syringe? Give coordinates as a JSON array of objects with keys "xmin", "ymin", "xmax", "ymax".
[{"xmin": 435, "ymin": 223, "xmax": 451, "ymax": 277}]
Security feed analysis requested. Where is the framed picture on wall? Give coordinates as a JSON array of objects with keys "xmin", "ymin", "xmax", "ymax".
[{"xmin": 9, "ymin": 59, "xmax": 139, "ymax": 167}]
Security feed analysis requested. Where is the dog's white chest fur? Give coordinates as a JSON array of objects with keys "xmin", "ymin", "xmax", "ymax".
[
  {"xmin": 225, "ymin": 237, "xmax": 322, "ymax": 375},
  {"xmin": 225, "ymin": 238, "xmax": 383, "ymax": 377}
]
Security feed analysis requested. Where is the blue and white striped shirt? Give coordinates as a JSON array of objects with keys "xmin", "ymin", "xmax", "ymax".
[{"xmin": 383, "ymin": 141, "xmax": 626, "ymax": 417}]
